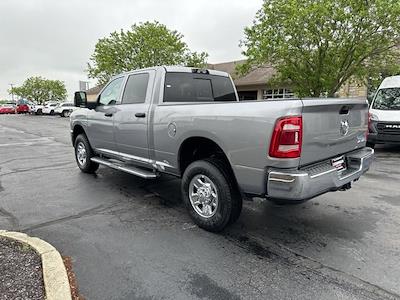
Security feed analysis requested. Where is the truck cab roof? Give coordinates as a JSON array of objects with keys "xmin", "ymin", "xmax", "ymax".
[{"xmin": 117, "ymin": 66, "xmax": 230, "ymax": 78}]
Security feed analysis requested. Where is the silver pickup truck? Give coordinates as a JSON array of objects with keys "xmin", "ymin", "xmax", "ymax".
[{"xmin": 71, "ymin": 66, "xmax": 374, "ymax": 232}]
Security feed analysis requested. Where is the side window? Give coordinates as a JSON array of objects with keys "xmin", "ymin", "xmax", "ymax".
[
  {"xmin": 98, "ymin": 77, "xmax": 124, "ymax": 106},
  {"xmin": 122, "ymin": 73, "xmax": 149, "ymax": 104}
]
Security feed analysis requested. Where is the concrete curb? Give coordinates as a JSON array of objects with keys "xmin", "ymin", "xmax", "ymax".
[{"xmin": 0, "ymin": 230, "xmax": 72, "ymax": 300}]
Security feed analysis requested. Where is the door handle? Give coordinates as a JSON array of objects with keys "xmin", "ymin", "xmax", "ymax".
[
  {"xmin": 104, "ymin": 112, "xmax": 113, "ymax": 117},
  {"xmin": 135, "ymin": 112, "xmax": 146, "ymax": 118},
  {"xmin": 339, "ymin": 105, "xmax": 350, "ymax": 115}
]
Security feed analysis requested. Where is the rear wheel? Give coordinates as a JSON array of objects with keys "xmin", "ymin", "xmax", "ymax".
[
  {"xmin": 50, "ymin": 110, "xmax": 54, "ymax": 115},
  {"xmin": 61, "ymin": 110, "xmax": 70, "ymax": 117},
  {"xmin": 36, "ymin": 109, "xmax": 42, "ymax": 115},
  {"xmin": 74, "ymin": 134, "xmax": 99, "ymax": 173},
  {"xmin": 181, "ymin": 158, "xmax": 242, "ymax": 232}
]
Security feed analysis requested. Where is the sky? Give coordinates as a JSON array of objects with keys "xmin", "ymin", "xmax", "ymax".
[{"xmin": 0, "ymin": 0, "xmax": 263, "ymax": 100}]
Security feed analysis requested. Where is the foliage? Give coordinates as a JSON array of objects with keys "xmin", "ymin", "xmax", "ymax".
[
  {"xmin": 240, "ymin": 0, "xmax": 400, "ymax": 97},
  {"xmin": 9, "ymin": 77, "xmax": 67, "ymax": 104},
  {"xmin": 88, "ymin": 21, "xmax": 208, "ymax": 84},
  {"xmin": 366, "ymin": 50, "xmax": 400, "ymax": 100}
]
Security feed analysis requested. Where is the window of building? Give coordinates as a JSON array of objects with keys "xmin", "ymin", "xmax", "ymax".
[
  {"xmin": 238, "ymin": 91, "xmax": 258, "ymax": 101},
  {"xmin": 262, "ymin": 89, "xmax": 294, "ymax": 100}
]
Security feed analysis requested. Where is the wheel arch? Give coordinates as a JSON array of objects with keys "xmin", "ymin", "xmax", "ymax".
[
  {"xmin": 72, "ymin": 124, "xmax": 86, "ymax": 145},
  {"xmin": 177, "ymin": 136, "xmax": 240, "ymax": 192}
]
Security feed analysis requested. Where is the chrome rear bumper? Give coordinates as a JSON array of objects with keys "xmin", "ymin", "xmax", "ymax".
[{"xmin": 266, "ymin": 147, "xmax": 374, "ymax": 201}]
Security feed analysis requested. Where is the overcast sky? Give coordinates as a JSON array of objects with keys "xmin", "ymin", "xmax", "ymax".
[{"xmin": 0, "ymin": 0, "xmax": 262, "ymax": 100}]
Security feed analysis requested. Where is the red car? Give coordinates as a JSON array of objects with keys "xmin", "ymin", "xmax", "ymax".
[
  {"xmin": 16, "ymin": 100, "xmax": 30, "ymax": 114},
  {"xmin": 0, "ymin": 104, "xmax": 16, "ymax": 114}
]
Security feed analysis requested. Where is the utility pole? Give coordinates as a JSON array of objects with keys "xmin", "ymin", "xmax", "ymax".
[{"xmin": 9, "ymin": 83, "xmax": 14, "ymax": 102}]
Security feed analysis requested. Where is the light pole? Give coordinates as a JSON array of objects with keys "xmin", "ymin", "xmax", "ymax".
[{"xmin": 9, "ymin": 83, "xmax": 14, "ymax": 101}]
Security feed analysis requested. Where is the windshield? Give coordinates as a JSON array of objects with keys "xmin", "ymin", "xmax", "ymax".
[{"xmin": 372, "ymin": 88, "xmax": 400, "ymax": 110}]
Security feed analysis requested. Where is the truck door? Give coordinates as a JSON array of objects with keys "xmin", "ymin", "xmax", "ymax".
[
  {"xmin": 86, "ymin": 76, "xmax": 124, "ymax": 151},
  {"xmin": 113, "ymin": 70, "xmax": 154, "ymax": 160}
]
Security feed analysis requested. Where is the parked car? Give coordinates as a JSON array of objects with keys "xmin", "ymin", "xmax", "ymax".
[
  {"xmin": 54, "ymin": 102, "xmax": 78, "ymax": 117},
  {"xmin": 70, "ymin": 66, "xmax": 374, "ymax": 232},
  {"xmin": 30, "ymin": 103, "xmax": 44, "ymax": 115},
  {"xmin": 368, "ymin": 75, "xmax": 400, "ymax": 147},
  {"xmin": 42, "ymin": 102, "xmax": 58, "ymax": 115},
  {"xmin": 0, "ymin": 104, "xmax": 16, "ymax": 114},
  {"xmin": 16, "ymin": 100, "xmax": 30, "ymax": 114}
]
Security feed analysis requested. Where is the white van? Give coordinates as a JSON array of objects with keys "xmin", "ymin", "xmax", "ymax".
[{"xmin": 368, "ymin": 75, "xmax": 400, "ymax": 147}]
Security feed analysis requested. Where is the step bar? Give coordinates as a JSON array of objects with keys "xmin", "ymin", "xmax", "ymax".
[{"xmin": 91, "ymin": 157, "xmax": 158, "ymax": 179}]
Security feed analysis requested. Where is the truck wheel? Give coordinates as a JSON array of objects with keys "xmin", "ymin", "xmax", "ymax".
[
  {"xmin": 74, "ymin": 134, "xmax": 99, "ymax": 173},
  {"xmin": 181, "ymin": 158, "xmax": 242, "ymax": 232}
]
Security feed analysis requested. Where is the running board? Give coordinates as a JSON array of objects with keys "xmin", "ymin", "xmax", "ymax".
[{"xmin": 91, "ymin": 157, "xmax": 158, "ymax": 179}]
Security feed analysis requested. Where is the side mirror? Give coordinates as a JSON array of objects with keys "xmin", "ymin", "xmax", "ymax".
[{"xmin": 74, "ymin": 91, "xmax": 87, "ymax": 108}]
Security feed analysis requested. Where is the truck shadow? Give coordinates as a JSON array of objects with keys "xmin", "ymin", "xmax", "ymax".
[{"xmin": 95, "ymin": 161, "xmax": 385, "ymax": 257}]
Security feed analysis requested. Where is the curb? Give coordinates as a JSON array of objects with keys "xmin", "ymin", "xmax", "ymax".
[{"xmin": 0, "ymin": 230, "xmax": 72, "ymax": 300}]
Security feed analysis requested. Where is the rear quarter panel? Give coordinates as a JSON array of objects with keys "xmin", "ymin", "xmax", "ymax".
[{"xmin": 152, "ymin": 100, "xmax": 303, "ymax": 194}]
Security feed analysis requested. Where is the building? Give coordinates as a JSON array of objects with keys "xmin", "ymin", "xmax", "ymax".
[
  {"xmin": 209, "ymin": 60, "xmax": 367, "ymax": 100},
  {"xmin": 208, "ymin": 60, "xmax": 294, "ymax": 100},
  {"xmin": 85, "ymin": 60, "xmax": 368, "ymax": 101},
  {"xmin": 85, "ymin": 85, "xmax": 103, "ymax": 102}
]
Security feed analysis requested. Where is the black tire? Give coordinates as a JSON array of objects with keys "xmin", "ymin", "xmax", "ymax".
[
  {"xmin": 181, "ymin": 158, "xmax": 242, "ymax": 232},
  {"xmin": 36, "ymin": 109, "xmax": 42, "ymax": 115},
  {"xmin": 61, "ymin": 110, "xmax": 67, "ymax": 117},
  {"xmin": 74, "ymin": 134, "xmax": 99, "ymax": 173},
  {"xmin": 366, "ymin": 142, "xmax": 375, "ymax": 149},
  {"xmin": 50, "ymin": 110, "xmax": 54, "ymax": 115},
  {"xmin": 205, "ymin": 158, "xmax": 242, "ymax": 224}
]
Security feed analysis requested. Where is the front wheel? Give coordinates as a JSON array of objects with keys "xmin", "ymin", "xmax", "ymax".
[
  {"xmin": 62, "ymin": 110, "xmax": 71, "ymax": 117},
  {"xmin": 74, "ymin": 134, "xmax": 99, "ymax": 173},
  {"xmin": 181, "ymin": 159, "xmax": 242, "ymax": 232}
]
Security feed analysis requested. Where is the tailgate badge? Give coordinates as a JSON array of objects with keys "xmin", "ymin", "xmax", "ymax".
[{"xmin": 340, "ymin": 120, "xmax": 349, "ymax": 136}]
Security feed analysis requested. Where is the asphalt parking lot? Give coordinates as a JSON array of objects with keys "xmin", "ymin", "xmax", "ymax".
[{"xmin": 0, "ymin": 114, "xmax": 399, "ymax": 300}]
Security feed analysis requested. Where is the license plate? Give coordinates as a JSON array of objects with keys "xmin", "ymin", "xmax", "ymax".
[{"xmin": 331, "ymin": 156, "xmax": 347, "ymax": 172}]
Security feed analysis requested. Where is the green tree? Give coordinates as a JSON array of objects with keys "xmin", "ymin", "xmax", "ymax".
[
  {"xmin": 9, "ymin": 77, "xmax": 67, "ymax": 104},
  {"xmin": 240, "ymin": 0, "xmax": 400, "ymax": 97},
  {"xmin": 88, "ymin": 21, "xmax": 208, "ymax": 84}
]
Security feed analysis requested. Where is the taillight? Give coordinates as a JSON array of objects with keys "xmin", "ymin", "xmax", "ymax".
[{"xmin": 269, "ymin": 116, "xmax": 302, "ymax": 158}]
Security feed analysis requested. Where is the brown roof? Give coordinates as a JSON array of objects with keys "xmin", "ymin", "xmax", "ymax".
[
  {"xmin": 85, "ymin": 85, "xmax": 104, "ymax": 95},
  {"xmin": 208, "ymin": 60, "xmax": 276, "ymax": 86}
]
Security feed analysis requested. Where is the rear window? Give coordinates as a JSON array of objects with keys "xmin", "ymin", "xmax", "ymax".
[
  {"xmin": 164, "ymin": 73, "xmax": 236, "ymax": 102},
  {"xmin": 373, "ymin": 88, "xmax": 400, "ymax": 110}
]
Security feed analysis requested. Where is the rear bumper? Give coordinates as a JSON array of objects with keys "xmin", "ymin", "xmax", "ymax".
[
  {"xmin": 368, "ymin": 132, "xmax": 400, "ymax": 144},
  {"xmin": 266, "ymin": 147, "xmax": 374, "ymax": 202}
]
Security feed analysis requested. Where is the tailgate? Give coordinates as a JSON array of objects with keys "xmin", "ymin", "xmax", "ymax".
[{"xmin": 300, "ymin": 98, "xmax": 368, "ymax": 166}]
